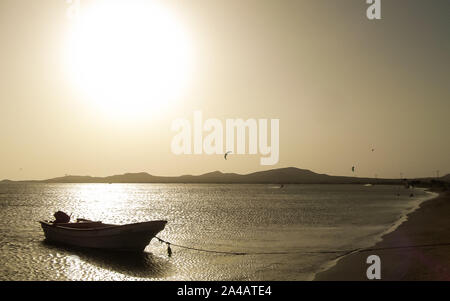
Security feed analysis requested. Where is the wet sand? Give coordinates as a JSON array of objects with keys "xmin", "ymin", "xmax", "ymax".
[{"xmin": 315, "ymin": 190, "xmax": 450, "ymax": 281}]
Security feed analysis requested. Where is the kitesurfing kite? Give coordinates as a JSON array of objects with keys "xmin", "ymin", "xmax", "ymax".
[{"xmin": 224, "ymin": 151, "xmax": 232, "ymax": 160}]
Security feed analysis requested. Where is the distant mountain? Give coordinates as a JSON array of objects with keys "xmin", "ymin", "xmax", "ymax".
[
  {"xmin": 37, "ymin": 167, "xmax": 401, "ymax": 184},
  {"xmin": 3, "ymin": 168, "xmax": 447, "ymax": 185}
]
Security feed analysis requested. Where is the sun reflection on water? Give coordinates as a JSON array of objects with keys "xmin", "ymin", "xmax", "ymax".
[{"xmin": 61, "ymin": 184, "xmax": 164, "ymax": 224}]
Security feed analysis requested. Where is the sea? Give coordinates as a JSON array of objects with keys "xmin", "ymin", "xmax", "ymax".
[{"xmin": 0, "ymin": 183, "xmax": 435, "ymax": 281}]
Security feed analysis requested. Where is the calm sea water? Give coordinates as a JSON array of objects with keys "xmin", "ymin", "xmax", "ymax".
[{"xmin": 0, "ymin": 183, "xmax": 433, "ymax": 281}]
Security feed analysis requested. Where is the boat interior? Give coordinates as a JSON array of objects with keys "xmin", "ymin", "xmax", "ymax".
[{"xmin": 41, "ymin": 220, "xmax": 115, "ymax": 229}]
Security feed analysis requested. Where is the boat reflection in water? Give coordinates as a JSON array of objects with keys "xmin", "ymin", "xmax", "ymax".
[{"xmin": 42, "ymin": 240, "xmax": 173, "ymax": 279}]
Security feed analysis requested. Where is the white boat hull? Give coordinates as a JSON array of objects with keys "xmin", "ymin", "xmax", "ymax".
[{"xmin": 40, "ymin": 220, "xmax": 167, "ymax": 252}]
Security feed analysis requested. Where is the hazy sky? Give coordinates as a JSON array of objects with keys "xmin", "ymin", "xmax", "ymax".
[{"xmin": 1, "ymin": 0, "xmax": 449, "ymax": 180}]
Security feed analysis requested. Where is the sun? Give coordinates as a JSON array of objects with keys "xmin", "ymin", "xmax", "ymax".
[{"xmin": 64, "ymin": 0, "xmax": 193, "ymax": 119}]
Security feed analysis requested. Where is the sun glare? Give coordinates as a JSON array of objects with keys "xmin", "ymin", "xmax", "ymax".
[{"xmin": 64, "ymin": 0, "xmax": 193, "ymax": 119}]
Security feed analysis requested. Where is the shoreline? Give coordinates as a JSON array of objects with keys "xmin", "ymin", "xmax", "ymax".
[
  {"xmin": 314, "ymin": 189, "xmax": 450, "ymax": 281},
  {"xmin": 310, "ymin": 188, "xmax": 437, "ymax": 280}
]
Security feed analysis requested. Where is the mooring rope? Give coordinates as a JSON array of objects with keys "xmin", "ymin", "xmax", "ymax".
[
  {"xmin": 357, "ymin": 242, "xmax": 450, "ymax": 253},
  {"xmin": 155, "ymin": 236, "xmax": 357, "ymax": 257},
  {"xmin": 155, "ymin": 236, "xmax": 450, "ymax": 258}
]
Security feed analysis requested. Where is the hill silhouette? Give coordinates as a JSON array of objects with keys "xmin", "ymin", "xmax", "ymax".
[
  {"xmin": 38, "ymin": 167, "xmax": 397, "ymax": 184},
  {"xmin": 1, "ymin": 168, "xmax": 448, "ymax": 185}
]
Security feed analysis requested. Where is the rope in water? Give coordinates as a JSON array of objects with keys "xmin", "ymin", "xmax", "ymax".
[
  {"xmin": 155, "ymin": 236, "xmax": 357, "ymax": 257},
  {"xmin": 155, "ymin": 236, "xmax": 450, "ymax": 257}
]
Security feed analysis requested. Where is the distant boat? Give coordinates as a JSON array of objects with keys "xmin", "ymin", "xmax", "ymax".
[
  {"xmin": 268, "ymin": 184, "xmax": 284, "ymax": 189},
  {"xmin": 364, "ymin": 184, "xmax": 373, "ymax": 187},
  {"xmin": 40, "ymin": 218, "xmax": 167, "ymax": 252}
]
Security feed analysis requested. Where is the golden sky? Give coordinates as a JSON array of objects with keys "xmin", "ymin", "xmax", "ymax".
[{"xmin": 0, "ymin": 0, "xmax": 449, "ymax": 180}]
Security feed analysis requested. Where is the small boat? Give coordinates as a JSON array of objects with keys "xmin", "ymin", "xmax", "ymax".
[{"xmin": 40, "ymin": 215, "xmax": 167, "ymax": 252}]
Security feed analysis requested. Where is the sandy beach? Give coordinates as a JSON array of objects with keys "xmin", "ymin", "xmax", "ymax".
[{"xmin": 315, "ymin": 189, "xmax": 450, "ymax": 281}]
